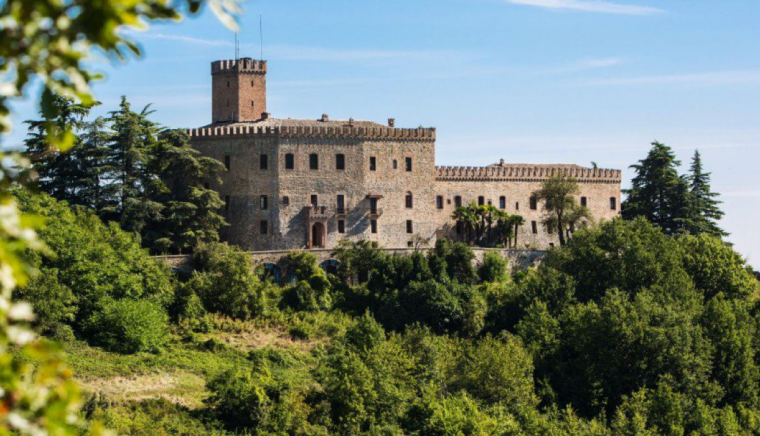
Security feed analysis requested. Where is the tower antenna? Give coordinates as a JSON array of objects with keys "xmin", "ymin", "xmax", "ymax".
[
  {"xmin": 259, "ymin": 14, "xmax": 263, "ymax": 60},
  {"xmin": 234, "ymin": 32, "xmax": 239, "ymax": 60}
]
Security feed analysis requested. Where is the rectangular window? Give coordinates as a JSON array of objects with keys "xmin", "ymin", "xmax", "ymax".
[
  {"xmin": 283, "ymin": 196, "xmax": 290, "ymax": 206},
  {"xmin": 515, "ymin": 202, "xmax": 520, "ymax": 211},
  {"xmin": 369, "ymin": 156, "xmax": 376, "ymax": 171},
  {"xmin": 610, "ymin": 197, "xmax": 617, "ymax": 210},
  {"xmin": 338, "ymin": 220, "xmax": 345, "ymax": 234},
  {"xmin": 309, "ymin": 153, "xmax": 319, "ymax": 170},
  {"xmin": 407, "ymin": 241, "xmax": 414, "ymax": 248},
  {"xmin": 405, "ymin": 157, "xmax": 412, "ymax": 172},
  {"xmin": 530, "ymin": 196, "xmax": 538, "ymax": 210},
  {"xmin": 371, "ymin": 219, "xmax": 378, "ymax": 234},
  {"xmin": 478, "ymin": 196, "xmax": 485, "ymax": 206},
  {"xmin": 531, "ymin": 220, "xmax": 538, "ymax": 234},
  {"xmin": 337, "ymin": 195, "xmax": 345, "ymax": 213},
  {"xmin": 393, "ymin": 160, "xmax": 398, "ymax": 169},
  {"xmin": 581, "ymin": 196, "xmax": 587, "ymax": 207},
  {"xmin": 224, "ymin": 155, "xmax": 231, "ymax": 171},
  {"xmin": 311, "ymin": 195, "xmax": 318, "ymax": 208},
  {"xmin": 406, "ymin": 220, "xmax": 413, "ymax": 234},
  {"xmin": 336, "ymin": 153, "xmax": 345, "ymax": 170},
  {"xmin": 260, "ymin": 154, "xmax": 268, "ymax": 170},
  {"xmin": 260, "ymin": 220, "xmax": 268, "ymax": 235},
  {"xmin": 260, "ymin": 195, "xmax": 268, "ymax": 210},
  {"xmin": 436, "ymin": 195, "xmax": 444, "ymax": 209},
  {"xmin": 456, "ymin": 221, "xmax": 463, "ymax": 235},
  {"xmin": 405, "ymin": 193, "xmax": 413, "ymax": 209},
  {"xmin": 285, "ymin": 153, "xmax": 294, "ymax": 170},
  {"xmin": 454, "ymin": 196, "xmax": 462, "ymax": 207},
  {"xmin": 499, "ymin": 196, "xmax": 506, "ymax": 209},
  {"xmin": 370, "ymin": 198, "xmax": 378, "ymax": 214}
]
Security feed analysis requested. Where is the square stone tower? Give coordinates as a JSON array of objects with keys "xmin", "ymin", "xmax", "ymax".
[{"xmin": 211, "ymin": 58, "xmax": 267, "ymax": 124}]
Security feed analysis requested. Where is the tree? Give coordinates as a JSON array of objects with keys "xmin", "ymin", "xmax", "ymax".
[
  {"xmin": 0, "ymin": 0, "xmax": 239, "ymax": 432},
  {"xmin": 686, "ymin": 150, "xmax": 726, "ymax": 237},
  {"xmin": 105, "ymin": 97, "xmax": 164, "ymax": 234},
  {"xmin": 146, "ymin": 129, "xmax": 227, "ymax": 253},
  {"xmin": 533, "ymin": 176, "xmax": 589, "ymax": 246},
  {"xmin": 623, "ymin": 142, "xmax": 693, "ymax": 235},
  {"xmin": 24, "ymin": 95, "xmax": 96, "ymax": 204},
  {"xmin": 452, "ymin": 205, "xmax": 478, "ymax": 244}
]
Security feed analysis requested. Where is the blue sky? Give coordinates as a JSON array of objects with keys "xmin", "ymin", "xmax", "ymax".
[{"xmin": 5, "ymin": 0, "xmax": 760, "ymax": 267}]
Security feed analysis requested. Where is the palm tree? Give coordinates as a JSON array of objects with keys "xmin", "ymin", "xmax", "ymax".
[
  {"xmin": 509, "ymin": 215, "xmax": 525, "ymax": 248},
  {"xmin": 494, "ymin": 210, "xmax": 512, "ymax": 247},
  {"xmin": 452, "ymin": 206, "xmax": 477, "ymax": 244}
]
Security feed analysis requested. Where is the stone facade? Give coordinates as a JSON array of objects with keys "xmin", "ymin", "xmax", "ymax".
[{"xmin": 190, "ymin": 58, "xmax": 622, "ymax": 251}]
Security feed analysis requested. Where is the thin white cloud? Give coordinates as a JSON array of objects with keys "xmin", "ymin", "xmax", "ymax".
[
  {"xmin": 121, "ymin": 31, "xmax": 233, "ymax": 47},
  {"xmin": 550, "ymin": 57, "xmax": 625, "ymax": 73},
  {"xmin": 505, "ymin": 0, "xmax": 662, "ymax": 15},
  {"xmin": 586, "ymin": 70, "xmax": 760, "ymax": 86}
]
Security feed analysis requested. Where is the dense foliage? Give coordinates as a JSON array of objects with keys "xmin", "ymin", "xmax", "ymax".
[
  {"xmin": 24, "ymin": 96, "xmax": 227, "ymax": 254},
  {"xmin": 623, "ymin": 142, "xmax": 726, "ymax": 237}
]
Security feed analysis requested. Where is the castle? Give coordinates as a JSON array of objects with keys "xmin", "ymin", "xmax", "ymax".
[{"xmin": 189, "ymin": 58, "xmax": 622, "ymax": 251}]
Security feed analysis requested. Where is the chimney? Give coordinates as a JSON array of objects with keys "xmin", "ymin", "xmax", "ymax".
[
  {"xmin": 348, "ymin": 117, "xmax": 355, "ymax": 127},
  {"xmin": 387, "ymin": 118, "xmax": 395, "ymax": 127},
  {"xmin": 320, "ymin": 114, "xmax": 329, "ymax": 122},
  {"xmin": 261, "ymin": 112, "xmax": 270, "ymax": 120}
]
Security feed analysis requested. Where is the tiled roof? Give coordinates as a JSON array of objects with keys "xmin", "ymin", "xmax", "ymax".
[{"xmin": 198, "ymin": 117, "xmax": 387, "ymax": 129}]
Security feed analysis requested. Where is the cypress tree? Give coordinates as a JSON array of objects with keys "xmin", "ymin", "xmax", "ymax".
[
  {"xmin": 622, "ymin": 141, "xmax": 693, "ymax": 235},
  {"xmin": 686, "ymin": 150, "xmax": 726, "ymax": 237}
]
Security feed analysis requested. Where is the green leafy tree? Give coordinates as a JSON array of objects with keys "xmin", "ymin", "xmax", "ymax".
[
  {"xmin": 686, "ymin": 150, "xmax": 726, "ymax": 237},
  {"xmin": 188, "ymin": 242, "xmax": 266, "ymax": 319},
  {"xmin": 89, "ymin": 298, "xmax": 169, "ymax": 354},
  {"xmin": 623, "ymin": 142, "xmax": 693, "ymax": 235},
  {"xmin": 0, "ymin": 0, "xmax": 239, "ymax": 432},
  {"xmin": 533, "ymin": 176, "xmax": 589, "ymax": 246}
]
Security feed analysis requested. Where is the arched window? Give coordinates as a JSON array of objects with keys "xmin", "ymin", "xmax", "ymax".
[{"xmin": 405, "ymin": 192, "xmax": 413, "ymax": 208}]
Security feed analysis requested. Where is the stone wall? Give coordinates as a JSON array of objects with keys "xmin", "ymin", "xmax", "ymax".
[
  {"xmin": 153, "ymin": 248, "xmax": 548, "ymax": 278},
  {"xmin": 434, "ymin": 165, "xmax": 621, "ymax": 248}
]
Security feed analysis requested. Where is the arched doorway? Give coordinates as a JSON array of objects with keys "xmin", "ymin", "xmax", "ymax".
[{"xmin": 311, "ymin": 222, "xmax": 325, "ymax": 248}]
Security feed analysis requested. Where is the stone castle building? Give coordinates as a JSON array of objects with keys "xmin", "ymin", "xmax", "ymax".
[{"xmin": 189, "ymin": 58, "xmax": 622, "ymax": 251}]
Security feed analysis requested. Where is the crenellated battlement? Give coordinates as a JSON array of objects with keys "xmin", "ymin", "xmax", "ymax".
[
  {"xmin": 211, "ymin": 58, "xmax": 267, "ymax": 75},
  {"xmin": 436, "ymin": 165, "xmax": 622, "ymax": 183},
  {"xmin": 187, "ymin": 125, "xmax": 437, "ymax": 141}
]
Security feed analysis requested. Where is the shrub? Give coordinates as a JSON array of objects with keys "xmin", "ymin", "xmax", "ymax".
[
  {"xmin": 15, "ymin": 190, "xmax": 175, "ymax": 336},
  {"xmin": 89, "ymin": 299, "xmax": 169, "ymax": 354},
  {"xmin": 344, "ymin": 311, "xmax": 386, "ymax": 352},
  {"xmin": 479, "ymin": 251, "xmax": 509, "ymax": 283},
  {"xmin": 188, "ymin": 242, "xmax": 266, "ymax": 319},
  {"xmin": 206, "ymin": 368, "xmax": 271, "ymax": 429}
]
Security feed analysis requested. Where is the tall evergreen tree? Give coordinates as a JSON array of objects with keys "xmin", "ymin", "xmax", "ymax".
[
  {"xmin": 622, "ymin": 141, "xmax": 693, "ymax": 235},
  {"xmin": 105, "ymin": 96, "xmax": 163, "ymax": 234},
  {"xmin": 686, "ymin": 150, "xmax": 726, "ymax": 237},
  {"xmin": 146, "ymin": 129, "xmax": 227, "ymax": 253},
  {"xmin": 74, "ymin": 116, "xmax": 113, "ymax": 213},
  {"xmin": 24, "ymin": 95, "xmax": 96, "ymax": 204}
]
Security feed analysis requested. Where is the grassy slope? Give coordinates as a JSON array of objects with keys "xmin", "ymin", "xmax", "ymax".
[{"xmin": 68, "ymin": 311, "xmax": 352, "ymax": 435}]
